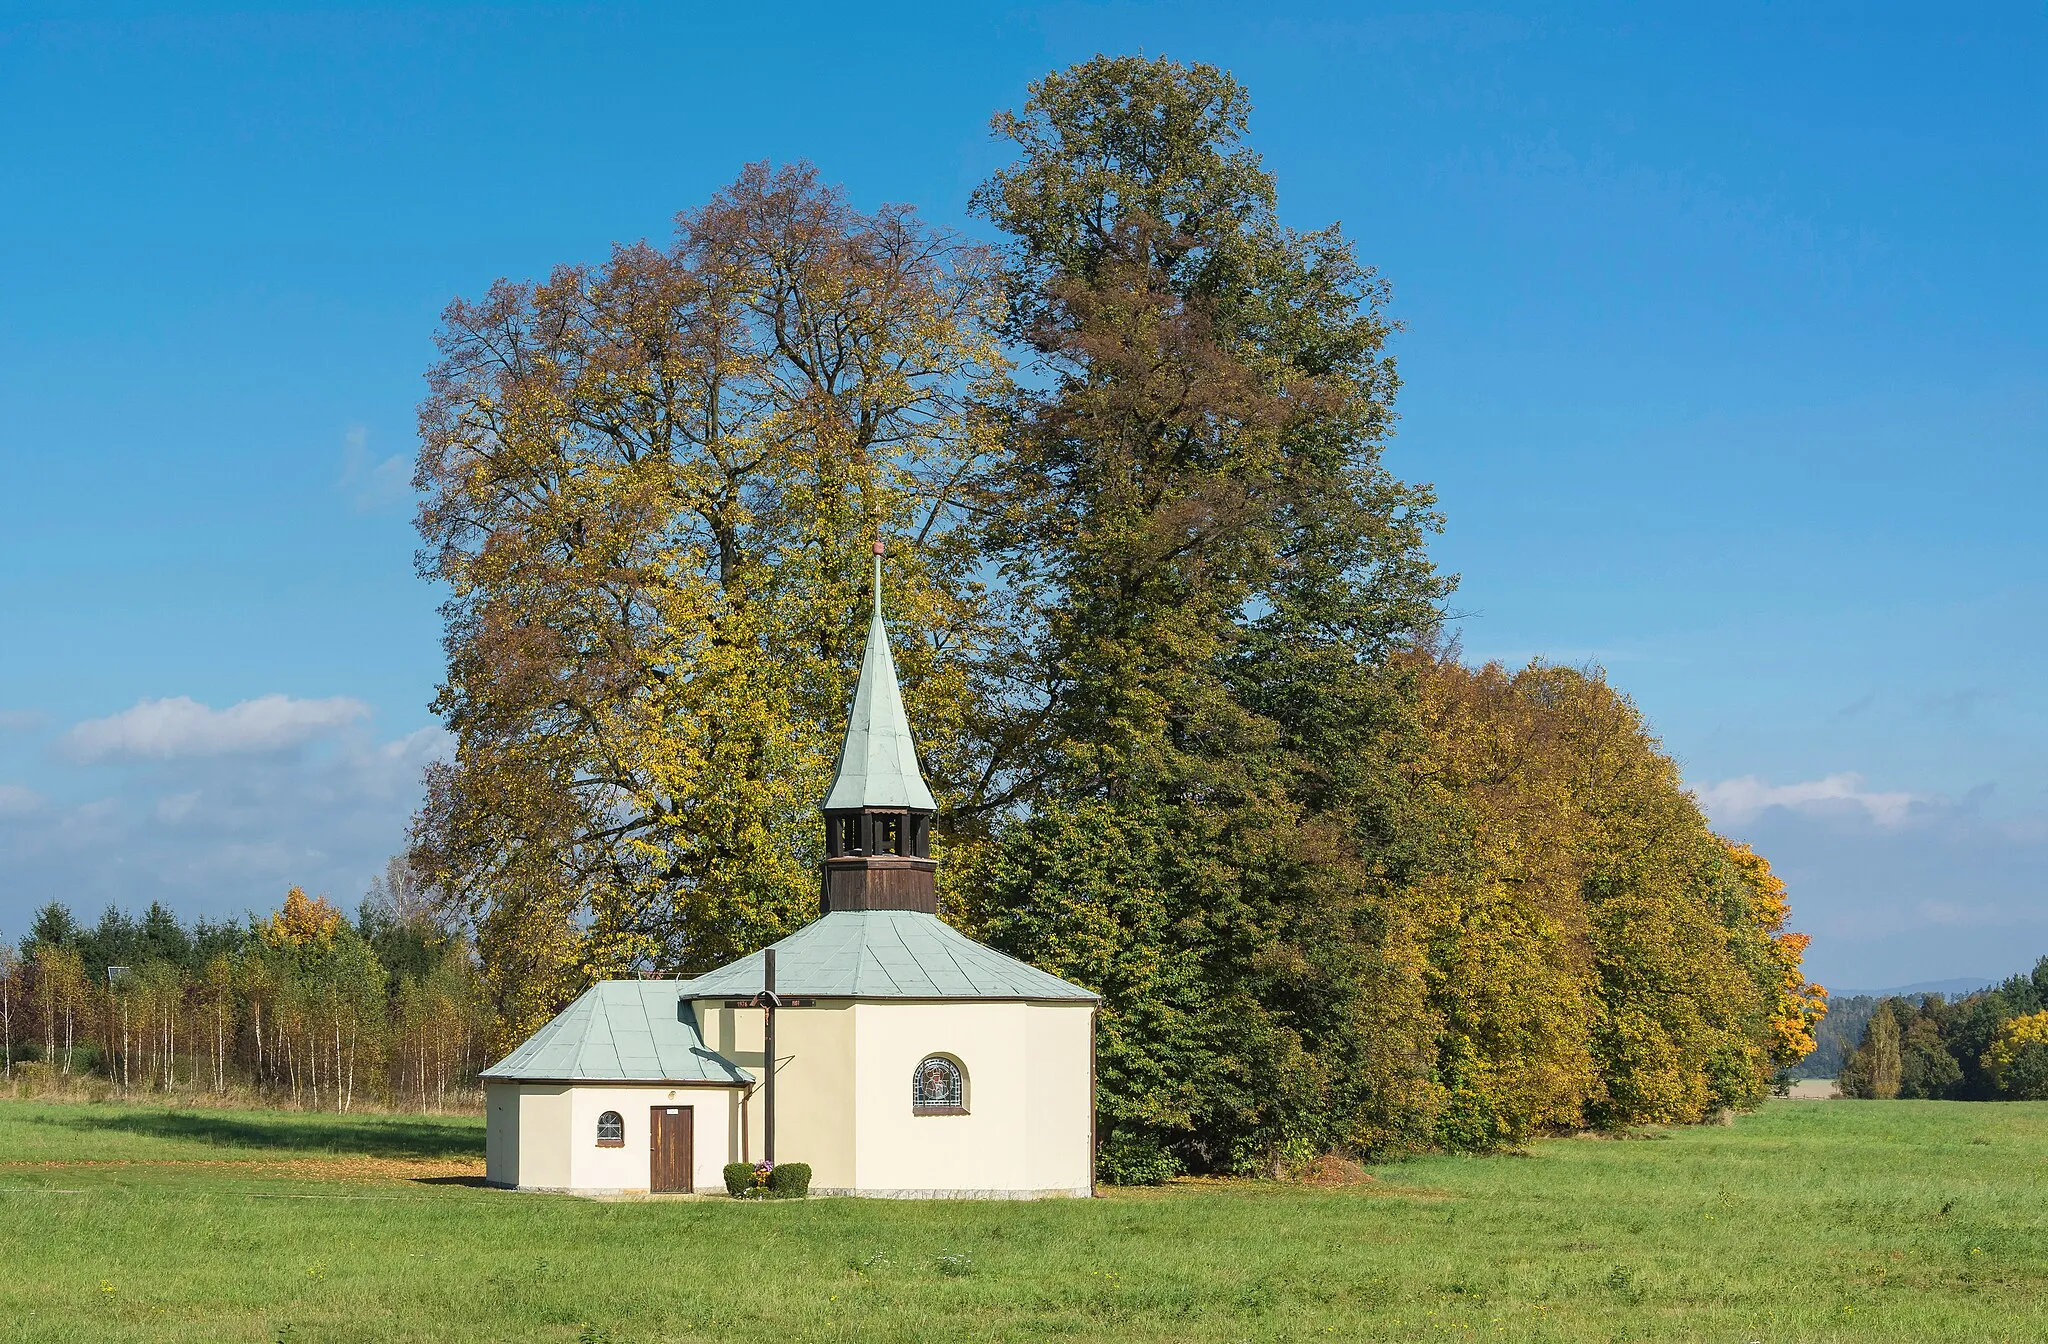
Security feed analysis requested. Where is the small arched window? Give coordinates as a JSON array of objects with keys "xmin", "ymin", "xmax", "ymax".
[
  {"xmin": 596, "ymin": 1110, "xmax": 624, "ymax": 1147},
  {"xmin": 912, "ymin": 1055, "xmax": 966, "ymax": 1114}
]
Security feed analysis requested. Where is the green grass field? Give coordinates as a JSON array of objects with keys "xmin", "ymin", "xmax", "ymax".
[{"xmin": 0, "ymin": 1098, "xmax": 2042, "ymax": 1341}]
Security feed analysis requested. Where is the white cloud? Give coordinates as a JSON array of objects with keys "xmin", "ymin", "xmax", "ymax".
[
  {"xmin": 339, "ymin": 424, "xmax": 410, "ymax": 512},
  {"xmin": 0, "ymin": 784, "xmax": 40, "ymax": 816},
  {"xmin": 1696, "ymin": 771, "xmax": 1928, "ymax": 828},
  {"xmin": 63, "ymin": 695, "xmax": 370, "ymax": 762},
  {"xmin": 0, "ymin": 713, "xmax": 450, "ymax": 935}
]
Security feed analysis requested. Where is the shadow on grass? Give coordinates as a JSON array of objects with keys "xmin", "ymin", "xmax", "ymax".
[
  {"xmin": 413, "ymin": 1174, "xmax": 490, "ymax": 1187},
  {"xmin": 30, "ymin": 1108, "xmax": 482, "ymax": 1160}
]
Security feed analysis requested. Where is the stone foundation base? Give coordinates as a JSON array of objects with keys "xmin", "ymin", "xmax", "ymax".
[
  {"xmin": 488, "ymin": 1181, "xmax": 1092, "ymax": 1201},
  {"xmin": 810, "ymin": 1186, "xmax": 1090, "ymax": 1200}
]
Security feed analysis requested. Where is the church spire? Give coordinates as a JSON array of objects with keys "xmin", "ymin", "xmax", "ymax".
[
  {"xmin": 818, "ymin": 540, "xmax": 941, "ymax": 915},
  {"xmin": 822, "ymin": 541, "xmax": 936, "ymax": 813}
]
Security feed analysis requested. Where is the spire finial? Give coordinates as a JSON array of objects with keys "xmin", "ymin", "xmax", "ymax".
[{"xmin": 870, "ymin": 537, "xmax": 885, "ymax": 618}]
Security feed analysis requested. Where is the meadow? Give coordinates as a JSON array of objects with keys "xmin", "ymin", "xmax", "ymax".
[{"xmin": 0, "ymin": 1098, "xmax": 2041, "ymax": 1342}]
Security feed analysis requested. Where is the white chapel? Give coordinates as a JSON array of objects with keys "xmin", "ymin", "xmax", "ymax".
[{"xmin": 482, "ymin": 548, "xmax": 1100, "ymax": 1198}]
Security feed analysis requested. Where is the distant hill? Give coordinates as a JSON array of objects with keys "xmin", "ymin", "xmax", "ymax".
[{"xmin": 1835, "ymin": 977, "xmax": 1993, "ymax": 1000}]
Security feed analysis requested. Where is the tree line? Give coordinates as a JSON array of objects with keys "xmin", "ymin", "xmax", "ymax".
[
  {"xmin": 0, "ymin": 864, "xmax": 489, "ymax": 1112},
  {"xmin": 1837, "ymin": 960, "xmax": 2048, "ymax": 1101},
  {"xmin": 398, "ymin": 54, "xmax": 1824, "ymax": 1173}
]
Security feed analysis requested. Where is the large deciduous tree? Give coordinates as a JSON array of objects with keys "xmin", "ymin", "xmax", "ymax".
[
  {"xmin": 960, "ymin": 54, "xmax": 1455, "ymax": 1172},
  {"xmin": 411, "ymin": 163, "xmax": 1011, "ymax": 1041},
  {"xmin": 959, "ymin": 56, "xmax": 1820, "ymax": 1171}
]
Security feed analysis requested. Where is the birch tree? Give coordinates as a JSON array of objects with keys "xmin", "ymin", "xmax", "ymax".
[
  {"xmin": 199, "ymin": 954, "xmax": 236, "ymax": 1094},
  {"xmin": 0, "ymin": 944, "xmax": 16, "ymax": 1079}
]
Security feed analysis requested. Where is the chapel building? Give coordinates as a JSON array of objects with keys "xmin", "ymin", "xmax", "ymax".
[{"xmin": 482, "ymin": 548, "xmax": 1100, "ymax": 1198}]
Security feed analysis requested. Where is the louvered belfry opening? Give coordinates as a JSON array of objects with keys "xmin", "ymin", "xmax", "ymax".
[
  {"xmin": 819, "ymin": 541, "xmax": 941, "ymax": 915},
  {"xmin": 822, "ymin": 805, "xmax": 937, "ymax": 913}
]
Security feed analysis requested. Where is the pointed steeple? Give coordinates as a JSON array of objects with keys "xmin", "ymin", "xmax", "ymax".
[
  {"xmin": 818, "ymin": 541, "xmax": 940, "ymax": 915},
  {"xmin": 822, "ymin": 542, "xmax": 936, "ymax": 813}
]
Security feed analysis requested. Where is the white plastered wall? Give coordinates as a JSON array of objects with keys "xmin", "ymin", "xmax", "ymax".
[
  {"xmin": 485, "ymin": 1081, "xmax": 745, "ymax": 1193},
  {"xmin": 485, "ymin": 1082, "xmax": 571, "ymax": 1190},
  {"xmin": 1024, "ymin": 1001, "xmax": 1096, "ymax": 1193},
  {"xmin": 484, "ymin": 1082, "xmax": 526, "ymax": 1188},
  {"xmin": 685, "ymin": 996, "xmax": 1095, "ymax": 1198},
  {"xmin": 694, "ymin": 999, "xmax": 856, "ymax": 1189},
  {"xmin": 848, "ymin": 999, "xmax": 1094, "ymax": 1198}
]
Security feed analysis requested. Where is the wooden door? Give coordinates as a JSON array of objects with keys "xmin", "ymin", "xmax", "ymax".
[{"xmin": 649, "ymin": 1105, "xmax": 694, "ymax": 1193}]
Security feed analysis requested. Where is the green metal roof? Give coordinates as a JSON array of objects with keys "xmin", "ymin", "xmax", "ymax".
[
  {"xmin": 821, "ymin": 553, "xmax": 937, "ymax": 813},
  {"xmin": 481, "ymin": 980, "xmax": 752, "ymax": 1085},
  {"xmin": 682, "ymin": 909, "xmax": 1100, "ymax": 1002}
]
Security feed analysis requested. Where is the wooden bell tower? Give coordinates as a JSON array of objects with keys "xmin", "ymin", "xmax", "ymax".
[{"xmin": 819, "ymin": 540, "xmax": 939, "ymax": 915}]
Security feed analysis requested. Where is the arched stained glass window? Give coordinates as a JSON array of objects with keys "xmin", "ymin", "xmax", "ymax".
[
  {"xmin": 596, "ymin": 1110, "xmax": 625, "ymax": 1147},
  {"xmin": 912, "ymin": 1055, "xmax": 966, "ymax": 1114}
]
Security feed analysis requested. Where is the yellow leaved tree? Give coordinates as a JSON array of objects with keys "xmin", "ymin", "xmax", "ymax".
[
  {"xmin": 409, "ymin": 162, "xmax": 1014, "ymax": 1043},
  {"xmin": 1984, "ymin": 1011, "xmax": 2048, "ymax": 1099},
  {"xmin": 1723, "ymin": 842, "xmax": 1829, "ymax": 1068},
  {"xmin": 258, "ymin": 887, "xmax": 347, "ymax": 949}
]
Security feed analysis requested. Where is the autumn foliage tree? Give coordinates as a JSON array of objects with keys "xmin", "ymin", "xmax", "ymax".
[
  {"xmin": 1409, "ymin": 662, "xmax": 1830, "ymax": 1139},
  {"xmin": 1724, "ymin": 842, "xmax": 1829, "ymax": 1070},
  {"xmin": 410, "ymin": 163, "xmax": 1012, "ymax": 1042}
]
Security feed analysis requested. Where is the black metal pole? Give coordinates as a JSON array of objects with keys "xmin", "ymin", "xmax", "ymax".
[{"xmin": 763, "ymin": 947, "xmax": 776, "ymax": 1167}]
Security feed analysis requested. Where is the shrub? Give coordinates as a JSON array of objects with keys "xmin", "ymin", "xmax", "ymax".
[
  {"xmin": 1097, "ymin": 1131, "xmax": 1181, "ymax": 1186},
  {"xmin": 724, "ymin": 1161, "xmax": 809, "ymax": 1198},
  {"xmin": 1434, "ymin": 1086, "xmax": 1508, "ymax": 1152},
  {"xmin": 11, "ymin": 1061, "xmax": 54, "ymax": 1093}
]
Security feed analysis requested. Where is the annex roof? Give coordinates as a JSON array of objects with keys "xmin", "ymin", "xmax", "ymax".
[
  {"xmin": 682, "ymin": 909, "xmax": 1100, "ymax": 1003},
  {"xmin": 821, "ymin": 551, "xmax": 937, "ymax": 813},
  {"xmin": 481, "ymin": 979, "xmax": 752, "ymax": 1085}
]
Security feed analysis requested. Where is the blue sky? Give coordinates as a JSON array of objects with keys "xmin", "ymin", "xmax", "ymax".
[{"xmin": 0, "ymin": 2, "xmax": 2041, "ymax": 991}]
